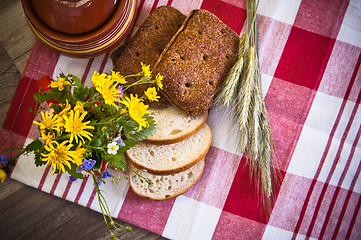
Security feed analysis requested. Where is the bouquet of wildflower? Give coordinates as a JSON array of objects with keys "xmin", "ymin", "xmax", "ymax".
[{"xmin": 0, "ymin": 62, "xmax": 163, "ymax": 238}]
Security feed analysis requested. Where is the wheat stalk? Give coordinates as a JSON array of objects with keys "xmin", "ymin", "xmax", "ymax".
[{"xmin": 216, "ymin": 0, "xmax": 276, "ymax": 200}]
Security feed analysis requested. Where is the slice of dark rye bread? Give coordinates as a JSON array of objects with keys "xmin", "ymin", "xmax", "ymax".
[
  {"xmin": 143, "ymin": 105, "xmax": 208, "ymax": 144},
  {"xmin": 129, "ymin": 159, "xmax": 205, "ymax": 200},
  {"xmin": 152, "ymin": 9, "xmax": 240, "ymax": 116},
  {"xmin": 126, "ymin": 124, "xmax": 212, "ymax": 174},
  {"xmin": 110, "ymin": 6, "xmax": 186, "ymax": 106}
]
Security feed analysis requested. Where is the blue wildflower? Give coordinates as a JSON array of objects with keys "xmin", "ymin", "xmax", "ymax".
[
  {"xmin": 83, "ymin": 159, "xmax": 96, "ymax": 170},
  {"xmin": 0, "ymin": 156, "xmax": 8, "ymax": 164},
  {"xmin": 69, "ymin": 176, "xmax": 77, "ymax": 182},
  {"xmin": 101, "ymin": 170, "xmax": 112, "ymax": 179},
  {"xmin": 76, "ymin": 164, "xmax": 84, "ymax": 173},
  {"xmin": 114, "ymin": 136, "xmax": 125, "ymax": 147}
]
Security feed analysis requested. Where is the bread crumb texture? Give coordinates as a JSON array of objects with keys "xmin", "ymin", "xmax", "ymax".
[
  {"xmin": 129, "ymin": 159, "xmax": 204, "ymax": 200},
  {"xmin": 145, "ymin": 105, "xmax": 207, "ymax": 142},
  {"xmin": 127, "ymin": 124, "xmax": 212, "ymax": 173}
]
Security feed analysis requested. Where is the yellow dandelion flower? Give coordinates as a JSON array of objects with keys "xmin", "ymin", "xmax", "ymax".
[
  {"xmin": 74, "ymin": 101, "xmax": 85, "ymax": 113},
  {"xmin": 91, "ymin": 71, "xmax": 107, "ymax": 89},
  {"xmin": 57, "ymin": 100, "xmax": 71, "ymax": 126},
  {"xmin": 96, "ymin": 77, "xmax": 122, "ymax": 108},
  {"xmin": 110, "ymin": 70, "xmax": 127, "ymax": 84},
  {"xmin": 141, "ymin": 62, "xmax": 151, "ymax": 78},
  {"xmin": 120, "ymin": 94, "xmax": 149, "ymax": 131},
  {"xmin": 144, "ymin": 87, "xmax": 160, "ymax": 102},
  {"xmin": 41, "ymin": 141, "xmax": 77, "ymax": 174},
  {"xmin": 50, "ymin": 77, "xmax": 71, "ymax": 91},
  {"xmin": 0, "ymin": 169, "xmax": 6, "ymax": 183},
  {"xmin": 33, "ymin": 111, "xmax": 60, "ymax": 132},
  {"xmin": 72, "ymin": 144, "xmax": 86, "ymax": 166},
  {"xmin": 41, "ymin": 130, "xmax": 55, "ymax": 145},
  {"xmin": 155, "ymin": 73, "xmax": 163, "ymax": 90},
  {"xmin": 63, "ymin": 110, "xmax": 94, "ymax": 144}
]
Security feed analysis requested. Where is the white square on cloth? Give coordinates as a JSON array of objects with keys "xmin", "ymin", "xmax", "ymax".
[
  {"xmin": 287, "ymin": 91, "xmax": 344, "ymax": 181},
  {"xmin": 162, "ymin": 195, "xmax": 221, "ymax": 240},
  {"xmin": 262, "ymin": 225, "xmax": 294, "ymax": 240},
  {"xmin": 11, "ymin": 138, "xmax": 47, "ymax": 188},
  {"xmin": 257, "ymin": 0, "xmax": 302, "ymax": 25},
  {"xmin": 337, "ymin": 0, "xmax": 361, "ymax": 48}
]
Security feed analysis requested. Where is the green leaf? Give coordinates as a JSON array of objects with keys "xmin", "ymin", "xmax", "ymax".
[
  {"xmin": 34, "ymin": 150, "xmax": 46, "ymax": 167},
  {"xmin": 90, "ymin": 137, "xmax": 102, "ymax": 148},
  {"xmin": 70, "ymin": 74, "xmax": 82, "ymax": 88},
  {"xmin": 24, "ymin": 139, "xmax": 43, "ymax": 153},
  {"xmin": 126, "ymin": 120, "xmax": 157, "ymax": 141},
  {"xmin": 107, "ymin": 154, "xmax": 127, "ymax": 171},
  {"xmin": 65, "ymin": 162, "xmax": 84, "ymax": 179},
  {"xmin": 50, "ymin": 103, "xmax": 63, "ymax": 113}
]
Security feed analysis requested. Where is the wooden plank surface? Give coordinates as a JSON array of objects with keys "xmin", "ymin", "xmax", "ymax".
[{"xmin": 0, "ymin": 1, "xmax": 166, "ymax": 239}]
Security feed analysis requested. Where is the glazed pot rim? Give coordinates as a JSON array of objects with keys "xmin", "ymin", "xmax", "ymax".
[{"xmin": 22, "ymin": 0, "xmax": 128, "ymax": 43}]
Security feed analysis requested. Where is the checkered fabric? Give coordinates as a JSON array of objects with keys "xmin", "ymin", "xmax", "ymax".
[{"xmin": 1, "ymin": 0, "xmax": 360, "ymax": 239}]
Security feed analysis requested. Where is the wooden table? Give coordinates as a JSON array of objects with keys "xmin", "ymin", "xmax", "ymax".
[{"xmin": 0, "ymin": 1, "xmax": 165, "ymax": 239}]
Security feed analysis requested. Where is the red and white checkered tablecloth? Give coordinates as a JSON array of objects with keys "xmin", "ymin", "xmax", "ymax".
[{"xmin": 1, "ymin": 0, "xmax": 360, "ymax": 239}]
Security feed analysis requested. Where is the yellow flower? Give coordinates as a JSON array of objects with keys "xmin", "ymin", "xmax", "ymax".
[
  {"xmin": 41, "ymin": 130, "xmax": 55, "ymax": 145},
  {"xmin": 57, "ymin": 100, "xmax": 72, "ymax": 126},
  {"xmin": 144, "ymin": 87, "xmax": 160, "ymax": 102},
  {"xmin": 41, "ymin": 141, "xmax": 76, "ymax": 174},
  {"xmin": 74, "ymin": 101, "xmax": 85, "ymax": 113},
  {"xmin": 141, "ymin": 62, "xmax": 151, "ymax": 78},
  {"xmin": 72, "ymin": 144, "xmax": 86, "ymax": 165},
  {"xmin": 0, "ymin": 169, "xmax": 6, "ymax": 183},
  {"xmin": 120, "ymin": 94, "xmax": 149, "ymax": 131},
  {"xmin": 155, "ymin": 73, "xmax": 163, "ymax": 90},
  {"xmin": 50, "ymin": 77, "xmax": 71, "ymax": 91},
  {"xmin": 91, "ymin": 71, "xmax": 107, "ymax": 89},
  {"xmin": 63, "ymin": 110, "xmax": 94, "ymax": 144},
  {"xmin": 96, "ymin": 77, "xmax": 122, "ymax": 108},
  {"xmin": 33, "ymin": 111, "xmax": 61, "ymax": 132},
  {"xmin": 110, "ymin": 70, "xmax": 127, "ymax": 84}
]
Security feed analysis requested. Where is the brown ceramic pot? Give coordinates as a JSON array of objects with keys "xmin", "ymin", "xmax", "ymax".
[{"xmin": 22, "ymin": 0, "xmax": 137, "ymax": 57}]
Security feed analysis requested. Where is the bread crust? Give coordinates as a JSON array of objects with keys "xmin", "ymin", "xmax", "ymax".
[
  {"xmin": 152, "ymin": 9, "xmax": 240, "ymax": 116},
  {"xmin": 111, "ymin": 5, "xmax": 186, "ymax": 106},
  {"xmin": 126, "ymin": 124, "xmax": 212, "ymax": 175},
  {"xmin": 128, "ymin": 159, "xmax": 205, "ymax": 201}
]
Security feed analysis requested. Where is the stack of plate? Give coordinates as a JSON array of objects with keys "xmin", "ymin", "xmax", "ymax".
[{"xmin": 22, "ymin": 0, "xmax": 137, "ymax": 57}]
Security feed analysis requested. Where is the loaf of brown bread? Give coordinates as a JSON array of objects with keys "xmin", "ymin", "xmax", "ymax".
[
  {"xmin": 110, "ymin": 6, "xmax": 186, "ymax": 106},
  {"xmin": 152, "ymin": 9, "xmax": 240, "ymax": 116}
]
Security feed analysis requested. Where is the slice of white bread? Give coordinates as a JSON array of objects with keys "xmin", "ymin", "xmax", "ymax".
[
  {"xmin": 144, "ymin": 105, "xmax": 208, "ymax": 144},
  {"xmin": 127, "ymin": 124, "xmax": 212, "ymax": 174},
  {"xmin": 129, "ymin": 158, "xmax": 205, "ymax": 200}
]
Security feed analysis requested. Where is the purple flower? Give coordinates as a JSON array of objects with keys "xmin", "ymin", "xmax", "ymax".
[
  {"xmin": 76, "ymin": 164, "xmax": 84, "ymax": 173},
  {"xmin": 69, "ymin": 176, "xmax": 77, "ymax": 182},
  {"xmin": 0, "ymin": 156, "xmax": 8, "ymax": 163},
  {"xmin": 83, "ymin": 159, "xmax": 96, "ymax": 170},
  {"xmin": 101, "ymin": 170, "xmax": 112, "ymax": 179},
  {"xmin": 114, "ymin": 136, "xmax": 125, "ymax": 147}
]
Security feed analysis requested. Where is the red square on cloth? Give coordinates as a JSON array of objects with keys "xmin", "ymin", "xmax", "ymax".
[
  {"xmin": 222, "ymin": 156, "xmax": 285, "ymax": 224},
  {"xmin": 265, "ymin": 77, "xmax": 315, "ymax": 171},
  {"xmin": 274, "ymin": 26, "xmax": 335, "ymax": 90},
  {"xmin": 2, "ymin": 77, "xmax": 38, "ymax": 137},
  {"xmin": 200, "ymin": 0, "xmax": 246, "ymax": 34},
  {"xmin": 212, "ymin": 211, "xmax": 266, "ymax": 240},
  {"xmin": 118, "ymin": 189, "xmax": 175, "ymax": 236},
  {"xmin": 293, "ymin": 0, "xmax": 349, "ymax": 38}
]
